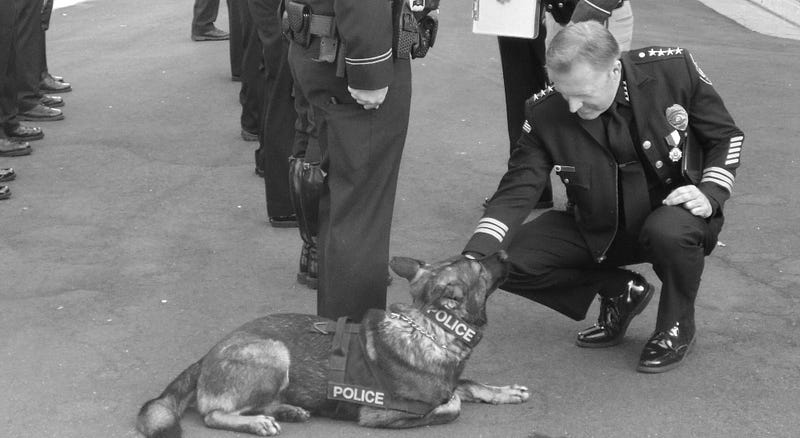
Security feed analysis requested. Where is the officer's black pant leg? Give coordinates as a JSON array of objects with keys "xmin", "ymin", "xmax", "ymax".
[
  {"xmin": 227, "ymin": 0, "xmax": 245, "ymax": 79},
  {"xmin": 314, "ymin": 61, "xmax": 411, "ymax": 322},
  {"xmin": 193, "ymin": 0, "xmax": 221, "ymax": 34},
  {"xmin": 0, "ymin": 2, "xmax": 18, "ymax": 130},
  {"xmin": 639, "ymin": 206, "xmax": 719, "ymax": 331},
  {"xmin": 239, "ymin": 4, "xmax": 262, "ymax": 135},
  {"xmin": 256, "ymin": 0, "xmax": 295, "ymax": 218},
  {"xmin": 497, "ymin": 35, "xmax": 552, "ymax": 203},
  {"xmin": 14, "ymin": 0, "xmax": 44, "ymax": 112},
  {"xmin": 502, "ymin": 211, "xmax": 644, "ymax": 321}
]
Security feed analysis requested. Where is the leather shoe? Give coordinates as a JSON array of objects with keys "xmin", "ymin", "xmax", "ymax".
[
  {"xmin": 269, "ymin": 215, "xmax": 299, "ymax": 228},
  {"xmin": 18, "ymin": 104, "xmax": 64, "ymax": 121},
  {"xmin": 637, "ymin": 323, "xmax": 696, "ymax": 373},
  {"xmin": 5, "ymin": 125, "xmax": 43, "ymax": 141},
  {"xmin": 40, "ymin": 75, "xmax": 72, "ymax": 93},
  {"xmin": 191, "ymin": 27, "xmax": 230, "ymax": 41},
  {"xmin": 0, "ymin": 185, "xmax": 10, "ymax": 200},
  {"xmin": 41, "ymin": 94, "xmax": 64, "ymax": 108},
  {"xmin": 0, "ymin": 167, "xmax": 15, "ymax": 182},
  {"xmin": 576, "ymin": 272, "xmax": 655, "ymax": 348},
  {"xmin": 0, "ymin": 139, "xmax": 32, "ymax": 157}
]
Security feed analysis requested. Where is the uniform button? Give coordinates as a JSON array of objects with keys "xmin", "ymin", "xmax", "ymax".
[
  {"xmin": 639, "ymin": 52, "xmax": 646, "ymax": 58},
  {"xmin": 597, "ymin": 255, "xmax": 607, "ymax": 263},
  {"xmin": 642, "ymin": 140, "xmax": 652, "ymax": 149},
  {"xmin": 665, "ymin": 178, "xmax": 673, "ymax": 184},
  {"xmin": 655, "ymin": 160, "xmax": 663, "ymax": 169},
  {"xmin": 564, "ymin": 178, "xmax": 570, "ymax": 184}
]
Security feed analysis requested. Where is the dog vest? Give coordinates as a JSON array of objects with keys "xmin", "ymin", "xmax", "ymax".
[{"xmin": 317, "ymin": 306, "xmax": 481, "ymax": 416}]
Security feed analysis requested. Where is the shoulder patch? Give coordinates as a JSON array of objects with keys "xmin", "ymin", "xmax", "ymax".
[
  {"xmin": 631, "ymin": 46, "xmax": 684, "ymax": 63},
  {"xmin": 689, "ymin": 52, "xmax": 712, "ymax": 85}
]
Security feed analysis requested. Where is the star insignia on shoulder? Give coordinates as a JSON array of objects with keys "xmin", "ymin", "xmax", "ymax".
[
  {"xmin": 531, "ymin": 85, "xmax": 555, "ymax": 102},
  {"xmin": 639, "ymin": 47, "xmax": 683, "ymax": 60}
]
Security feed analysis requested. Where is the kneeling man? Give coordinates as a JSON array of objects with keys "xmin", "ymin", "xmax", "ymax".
[{"xmin": 464, "ymin": 22, "xmax": 743, "ymax": 373}]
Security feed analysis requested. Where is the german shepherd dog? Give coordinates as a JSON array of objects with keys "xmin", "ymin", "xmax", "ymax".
[{"xmin": 136, "ymin": 252, "xmax": 529, "ymax": 437}]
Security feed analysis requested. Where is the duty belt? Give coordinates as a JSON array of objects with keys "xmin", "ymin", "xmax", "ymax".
[{"xmin": 282, "ymin": 1, "xmax": 341, "ymax": 65}]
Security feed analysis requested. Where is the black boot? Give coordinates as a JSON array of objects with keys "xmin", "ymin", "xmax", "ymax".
[{"xmin": 288, "ymin": 155, "xmax": 323, "ymax": 289}]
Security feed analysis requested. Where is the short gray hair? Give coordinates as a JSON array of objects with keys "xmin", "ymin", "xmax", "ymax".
[{"xmin": 546, "ymin": 21, "xmax": 620, "ymax": 75}]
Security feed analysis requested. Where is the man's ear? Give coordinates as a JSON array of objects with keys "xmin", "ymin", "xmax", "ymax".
[{"xmin": 389, "ymin": 257, "xmax": 426, "ymax": 281}]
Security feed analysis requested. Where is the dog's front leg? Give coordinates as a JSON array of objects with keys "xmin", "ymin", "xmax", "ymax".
[
  {"xmin": 455, "ymin": 379, "xmax": 530, "ymax": 404},
  {"xmin": 359, "ymin": 395, "xmax": 462, "ymax": 429}
]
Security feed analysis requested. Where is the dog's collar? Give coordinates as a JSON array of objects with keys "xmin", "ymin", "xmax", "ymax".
[
  {"xmin": 422, "ymin": 305, "xmax": 483, "ymax": 349},
  {"xmin": 388, "ymin": 311, "xmax": 449, "ymax": 350}
]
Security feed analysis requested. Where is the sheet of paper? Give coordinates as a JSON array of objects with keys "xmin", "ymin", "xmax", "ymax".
[{"xmin": 472, "ymin": 0, "xmax": 540, "ymax": 39}]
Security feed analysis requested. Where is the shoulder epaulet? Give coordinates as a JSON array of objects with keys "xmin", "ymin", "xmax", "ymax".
[
  {"xmin": 527, "ymin": 84, "xmax": 557, "ymax": 106},
  {"xmin": 630, "ymin": 46, "xmax": 686, "ymax": 63}
]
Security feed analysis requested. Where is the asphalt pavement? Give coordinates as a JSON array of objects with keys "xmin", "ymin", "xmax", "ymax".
[{"xmin": 1, "ymin": 0, "xmax": 799, "ymax": 437}]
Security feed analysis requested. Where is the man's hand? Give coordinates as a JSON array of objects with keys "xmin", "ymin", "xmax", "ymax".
[
  {"xmin": 347, "ymin": 86, "xmax": 388, "ymax": 110},
  {"xmin": 663, "ymin": 185, "xmax": 712, "ymax": 218}
]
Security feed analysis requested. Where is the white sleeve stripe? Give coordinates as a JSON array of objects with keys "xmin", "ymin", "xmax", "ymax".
[
  {"xmin": 701, "ymin": 176, "xmax": 733, "ymax": 192},
  {"xmin": 731, "ymin": 135, "xmax": 744, "ymax": 142},
  {"xmin": 476, "ymin": 222, "xmax": 507, "ymax": 237},
  {"xmin": 478, "ymin": 217, "xmax": 509, "ymax": 232},
  {"xmin": 583, "ymin": 0, "xmax": 613, "ymax": 15},
  {"xmin": 703, "ymin": 166, "xmax": 734, "ymax": 180},
  {"xmin": 474, "ymin": 228, "xmax": 504, "ymax": 242},
  {"xmin": 727, "ymin": 153, "xmax": 740, "ymax": 158},
  {"xmin": 730, "ymin": 141, "xmax": 742, "ymax": 147},
  {"xmin": 346, "ymin": 49, "xmax": 393, "ymax": 65},
  {"xmin": 728, "ymin": 147, "xmax": 741, "ymax": 152},
  {"xmin": 725, "ymin": 159, "xmax": 739, "ymax": 165}
]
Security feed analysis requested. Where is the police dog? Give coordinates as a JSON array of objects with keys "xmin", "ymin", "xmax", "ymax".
[{"xmin": 136, "ymin": 252, "xmax": 529, "ymax": 437}]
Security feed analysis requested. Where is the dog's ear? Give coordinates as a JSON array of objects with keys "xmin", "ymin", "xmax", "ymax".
[{"xmin": 389, "ymin": 257, "xmax": 426, "ymax": 281}]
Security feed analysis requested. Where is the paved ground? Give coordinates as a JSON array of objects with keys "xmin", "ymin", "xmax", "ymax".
[{"xmin": 1, "ymin": 0, "xmax": 799, "ymax": 437}]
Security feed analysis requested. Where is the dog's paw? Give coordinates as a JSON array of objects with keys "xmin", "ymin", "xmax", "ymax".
[
  {"xmin": 491, "ymin": 384, "xmax": 530, "ymax": 404},
  {"xmin": 275, "ymin": 405, "xmax": 311, "ymax": 423},
  {"xmin": 250, "ymin": 415, "xmax": 281, "ymax": 436}
]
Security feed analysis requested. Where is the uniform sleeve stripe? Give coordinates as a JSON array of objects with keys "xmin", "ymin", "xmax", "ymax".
[
  {"xmin": 478, "ymin": 217, "xmax": 508, "ymax": 232},
  {"xmin": 476, "ymin": 222, "xmax": 507, "ymax": 237},
  {"xmin": 474, "ymin": 228, "xmax": 504, "ymax": 242},
  {"xmin": 731, "ymin": 135, "xmax": 744, "ymax": 142},
  {"xmin": 583, "ymin": 0, "xmax": 613, "ymax": 15},
  {"xmin": 702, "ymin": 176, "xmax": 733, "ymax": 192},
  {"xmin": 703, "ymin": 167, "xmax": 734, "ymax": 182},
  {"xmin": 728, "ymin": 147, "xmax": 741, "ymax": 153},
  {"xmin": 346, "ymin": 49, "xmax": 393, "ymax": 65},
  {"xmin": 730, "ymin": 141, "xmax": 742, "ymax": 147},
  {"xmin": 727, "ymin": 153, "xmax": 740, "ymax": 159},
  {"xmin": 725, "ymin": 159, "xmax": 739, "ymax": 165}
]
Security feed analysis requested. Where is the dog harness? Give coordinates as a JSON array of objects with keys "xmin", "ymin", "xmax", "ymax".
[{"xmin": 316, "ymin": 305, "xmax": 481, "ymax": 416}]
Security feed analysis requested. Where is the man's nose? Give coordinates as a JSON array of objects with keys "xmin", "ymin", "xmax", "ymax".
[{"xmin": 567, "ymin": 98, "xmax": 583, "ymax": 113}]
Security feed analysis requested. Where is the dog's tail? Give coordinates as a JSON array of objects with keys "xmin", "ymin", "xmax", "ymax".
[{"xmin": 136, "ymin": 359, "xmax": 202, "ymax": 438}]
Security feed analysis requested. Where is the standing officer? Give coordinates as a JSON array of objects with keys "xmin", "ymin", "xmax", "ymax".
[
  {"xmin": 284, "ymin": 0, "xmax": 435, "ymax": 321},
  {"xmin": 495, "ymin": 0, "xmax": 633, "ymax": 209},
  {"xmin": 465, "ymin": 22, "xmax": 743, "ymax": 373}
]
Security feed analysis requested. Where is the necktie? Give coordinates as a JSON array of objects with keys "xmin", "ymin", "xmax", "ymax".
[{"xmin": 605, "ymin": 102, "xmax": 651, "ymax": 232}]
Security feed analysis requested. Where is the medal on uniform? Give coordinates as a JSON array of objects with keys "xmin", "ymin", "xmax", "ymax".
[
  {"xmin": 668, "ymin": 147, "xmax": 683, "ymax": 162},
  {"xmin": 665, "ymin": 129, "xmax": 683, "ymax": 162},
  {"xmin": 665, "ymin": 104, "xmax": 689, "ymax": 163}
]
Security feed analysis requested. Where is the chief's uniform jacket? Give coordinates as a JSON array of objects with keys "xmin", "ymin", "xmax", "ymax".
[
  {"xmin": 289, "ymin": 0, "xmax": 412, "ymax": 322},
  {"xmin": 465, "ymin": 47, "xmax": 744, "ymax": 326}
]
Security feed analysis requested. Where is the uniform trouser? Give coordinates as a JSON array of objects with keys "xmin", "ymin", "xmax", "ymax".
[
  {"xmin": 501, "ymin": 206, "xmax": 721, "ymax": 331},
  {"xmin": 497, "ymin": 34, "xmax": 553, "ymax": 203},
  {"xmin": 40, "ymin": 0, "xmax": 53, "ymax": 80},
  {"xmin": 0, "ymin": 1, "xmax": 18, "ymax": 134},
  {"xmin": 288, "ymin": 42, "xmax": 411, "ymax": 322},
  {"xmin": 13, "ymin": 0, "xmax": 43, "ymax": 112},
  {"xmin": 192, "ymin": 0, "xmax": 221, "ymax": 33},
  {"xmin": 228, "ymin": 0, "xmax": 245, "ymax": 78},
  {"xmin": 253, "ymin": 0, "xmax": 295, "ymax": 218},
  {"xmin": 237, "ymin": 0, "xmax": 261, "ymax": 133}
]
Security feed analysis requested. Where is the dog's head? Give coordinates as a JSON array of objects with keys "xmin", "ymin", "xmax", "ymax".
[{"xmin": 389, "ymin": 251, "xmax": 509, "ymax": 327}]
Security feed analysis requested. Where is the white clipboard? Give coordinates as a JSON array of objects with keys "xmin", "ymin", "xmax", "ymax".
[{"xmin": 472, "ymin": 0, "xmax": 540, "ymax": 39}]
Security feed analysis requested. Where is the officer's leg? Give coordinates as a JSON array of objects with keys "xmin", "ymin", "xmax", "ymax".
[
  {"xmin": 14, "ymin": 0, "xmax": 44, "ymax": 113},
  {"xmin": 0, "ymin": 2, "xmax": 18, "ymax": 130},
  {"xmin": 637, "ymin": 205, "xmax": 721, "ymax": 372},
  {"xmin": 239, "ymin": 6, "xmax": 262, "ymax": 140},
  {"xmin": 501, "ymin": 210, "xmax": 646, "ymax": 321},
  {"xmin": 193, "ymin": 0, "xmax": 221, "ymax": 34},
  {"xmin": 496, "ymin": 35, "xmax": 552, "ymax": 208},
  {"xmin": 227, "ymin": 0, "xmax": 246, "ymax": 79},
  {"xmin": 314, "ymin": 60, "xmax": 412, "ymax": 322}
]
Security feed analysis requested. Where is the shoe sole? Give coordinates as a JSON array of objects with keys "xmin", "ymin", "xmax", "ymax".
[
  {"xmin": 17, "ymin": 114, "xmax": 64, "ymax": 122},
  {"xmin": 40, "ymin": 87, "xmax": 72, "ymax": 94},
  {"xmin": 0, "ymin": 174, "xmax": 15, "ymax": 182},
  {"xmin": 575, "ymin": 282, "xmax": 656, "ymax": 348},
  {"xmin": 43, "ymin": 102, "xmax": 65, "ymax": 108},
  {"xmin": 636, "ymin": 335, "xmax": 696, "ymax": 374},
  {"xmin": 191, "ymin": 35, "xmax": 229, "ymax": 41},
  {"xmin": 8, "ymin": 133, "xmax": 44, "ymax": 142},
  {"xmin": 0, "ymin": 148, "xmax": 32, "ymax": 157}
]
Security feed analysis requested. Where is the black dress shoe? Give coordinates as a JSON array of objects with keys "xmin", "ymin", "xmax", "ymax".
[
  {"xmin": 0, "ymin": 167, "xmax": 15, "ymax": 182},
  {"xmin": 18, "ymin": 104, "xmax": 64, "ymax": 121},
  {"xmin": 576, "ymin": 272, "xmax": 655, "ymax": 348},
  {"xmin": 5, "ymin": 125, "xmax": 43, "ymax": 141},
  {"xmin": 40, "ymin": 75, "xmax": 72, "ymax": 93},
  {"xmin": 191, "ymin": 27, "xmax": 230, "ymax": 41},
  {"xmin": 0, "ymin": 139, "xmax": 32, "ymax": 157},
  {"xmin": 41, "ymin": 94, "xmax": 64, "ymax": 108},
  {"xmin": 269, "ymin": 215, "xmax": 299, "ymax": 228},
  {"xmin": 637, "ymin": 323, "xmax": 696, "ymax": 373},
  {"xmin": 0, "ymin": 185, "xmax": 10, "ymax": 200}
]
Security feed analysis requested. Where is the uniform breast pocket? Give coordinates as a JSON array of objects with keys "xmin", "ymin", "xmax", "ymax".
[{"xmin": 554, "ymin": 164, "xmax": 590, "ymax": 190}]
